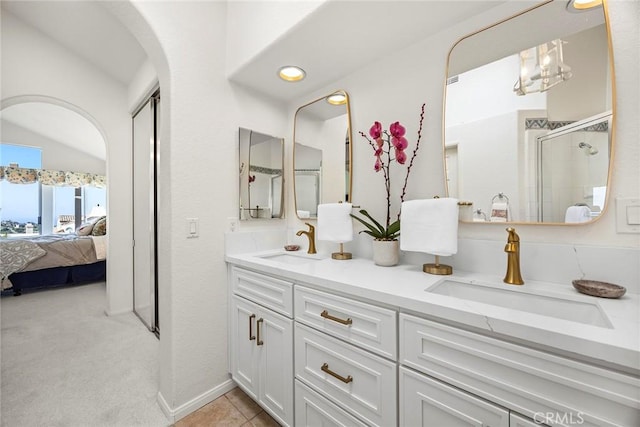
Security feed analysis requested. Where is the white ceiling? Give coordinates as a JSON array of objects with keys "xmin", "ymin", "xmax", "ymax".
[
  {"xmin": 2, "ymin": 0, "xmax": 148, "ymax": 161},
  {"xmin": 2, "ymin": 102, "xmax": 106, "ymax": 160},
  {"xmin": 228, "ymin": 1, "xmax": 506, "ymax": 103},
  {"xmin": 2, "ymin": 0, "xmax": 147, "ymax": 85}
]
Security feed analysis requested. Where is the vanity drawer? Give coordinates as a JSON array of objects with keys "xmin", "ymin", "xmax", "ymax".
[
  {"xmin": 231, "ymin": 266, "xmax": 293, "ymax": 317},
  {"xmin": 400, "ymin": 366, "xmax": 509, "ymax": 427},
  {"xmin": 400, "ymin": 313, "xmax": 640, "ymax": 427},
  {"xmin": 294, "ymin": 285, "xmax": 397, "ymax": 360},
  {"xmin": 294, "ymin": 323, "xmax": 397, "ymax": 427},
  {"xmin": 295, "ymin": 379, "xmax": 369, "ymax": 427}
]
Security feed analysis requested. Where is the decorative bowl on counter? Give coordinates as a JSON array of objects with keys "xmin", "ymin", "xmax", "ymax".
[
  {"xmin": 284, "ymin": 244, "xmax": 300, "ymax": 252},
  {"xmin": 572, "ymin": 279, "xmax": 626, "ymax": 298}
]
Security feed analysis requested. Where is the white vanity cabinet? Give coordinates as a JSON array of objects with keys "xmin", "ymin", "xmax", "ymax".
[
  {"xmin": 293, "ymin": 285, "xmax": 398, "ymax": 427},
  {"xmin": 226, "ymin": 257, "xmax": 639, "ymax": 427},
  {"xmin": 399, "ymin": 313, "xmax": 640, "ymax": 427},
  {"xmin": 229, "ymin": 267, "xmax": 294, "ymax": 426}
]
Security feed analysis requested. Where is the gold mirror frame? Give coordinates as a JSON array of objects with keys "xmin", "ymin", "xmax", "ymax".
[
  {"xmin": 443, "ymin": 0, "xmax": 616, "ymax": 225},
  {"xmin": 238, "ymin": 128, "xmax": 285, "ymax": 220},
  {"xmin": 293, "ymin": 90, "xmax": 353, "ymax": 220}
]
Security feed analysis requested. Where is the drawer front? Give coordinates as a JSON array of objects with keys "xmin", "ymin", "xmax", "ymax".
[
  {"xmin": 295, "ymin": 323, "xmax": 397, "ymax": 427},
  {"xmin": 231, "ymin": 266, "xmax": 293, "ymax": 317},
  {"xmin": 295, "ymin": 286, "xmax": 397, "ymax": 360},
  {"xmin": 400, "ymin": 367, "xmax": 509, "ymax": 427},
  {"xmin": 295, "ymin": 380, "xmax": 369, "ymax": 427},
  {"xmin": 400, "ymin": 313, "xmax": 640, "ymax": 427},
  {"xmin": 511, "ymin": 413, "xmax": 551, "ymax": 427}
]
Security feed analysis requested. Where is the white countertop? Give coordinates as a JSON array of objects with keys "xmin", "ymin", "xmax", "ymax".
[{"xmin": 226, "ymin": 250, "xmax": 640, "ymax": 374}]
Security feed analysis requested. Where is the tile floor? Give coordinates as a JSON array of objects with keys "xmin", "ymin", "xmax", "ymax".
[{"xmin": 175, "ymin": 387, "xmax": 280, "ymax": 426}]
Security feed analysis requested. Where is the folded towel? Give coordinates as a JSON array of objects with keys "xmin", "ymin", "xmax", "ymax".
[
  {"xmin": 317, "ymin": 203, "xmax": 353, "ymax": 243},
  {"xmin": 490, "ymin": 202, "xmax": 509, "ymax": 222},
  {"xmin": 565, "ymin": 205, "xmax": 591, "ymax": 223},
  {"xmin": 297, "ymin": 210, "xmax": 310, "ymax": 219},
  {"xmin": 400, "ymin": 198, "xmax": 458, "ymax": 256}
]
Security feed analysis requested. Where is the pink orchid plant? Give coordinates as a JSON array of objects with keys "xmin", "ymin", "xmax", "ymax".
[{"xmin": 351, "ymin": 103, "xmax": 426, "ymax": 240}]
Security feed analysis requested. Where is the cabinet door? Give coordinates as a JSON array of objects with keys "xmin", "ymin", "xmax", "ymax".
[
  {"xmin": 230, "ymin": 296, "xmax": 259, "ymax": 399},
  {"xmin": 400, "ymin": 367, "xmax": 509, "ymax": 427},
  {"xmin": 257, "ymin": 307, "xmax": 294, "ymax": 427}
]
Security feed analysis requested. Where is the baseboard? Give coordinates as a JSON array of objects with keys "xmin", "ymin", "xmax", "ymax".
[
  {"xmin": 157, "ymin": 378, "xmax": 236, "ymax": 423},
  {"xmin": 103, "ymin": 308, "xmax": 132, "ymax": 316}
]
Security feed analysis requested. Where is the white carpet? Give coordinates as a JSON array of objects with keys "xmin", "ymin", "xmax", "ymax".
[{"xmin": 0, "ymin": 282, "xmax": 170, "ymax": 427}]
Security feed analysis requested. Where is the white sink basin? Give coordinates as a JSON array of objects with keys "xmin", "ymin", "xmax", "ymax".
[
  {"xmin": 426, "ymin": 279, "xmax": 612, "ymax": 328},
  {"xmin": 258, "ymin": 253, "xmax": 322, "ymax": 265}
]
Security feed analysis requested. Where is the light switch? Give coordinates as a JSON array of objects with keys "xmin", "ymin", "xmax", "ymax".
[
  {"xmin": 616, "ymin": 198, "xmax": 640, "ymax": 233},
  {"xmin": 627, "ymin": 206, "xmax": 640, "ymax": 225},
  {"xmin": 187, "ymin": 218, "xmax": 199, "ymax": 238}
]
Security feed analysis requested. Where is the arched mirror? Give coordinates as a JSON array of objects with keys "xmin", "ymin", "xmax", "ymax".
[
  {"xmin": 293, "ymin": 90, "xmax": 352, "ymax": 219},
  {"xmin": 444, "ymin": 0, "xmax": 614, "ymax": 224},
  {"xmin": 238, "ymin": 128, "xmax": 284, "ymax": 220}
]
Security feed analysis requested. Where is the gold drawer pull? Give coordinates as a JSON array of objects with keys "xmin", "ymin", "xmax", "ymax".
[
  {"xmin": 256, "ymin": 318, "xmax": 264, "ymax": 346},
  {"xmin": 320, "ymin": 310, "xmax": 353, "ymax": 325},
  {"xmin": 248, "ymin": 314, "xmax": 256, "ymax": 341},
  {"xmin": 321, "ymin": 363, "xmax": 353, "ymax": 384}
]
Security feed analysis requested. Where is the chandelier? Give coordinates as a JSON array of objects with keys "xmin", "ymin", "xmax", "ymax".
[{"xmin": 513, "ymin": 39, "xmax": 572, "ymax": 96}]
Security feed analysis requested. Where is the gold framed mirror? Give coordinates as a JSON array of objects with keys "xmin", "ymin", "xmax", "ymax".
[
  {"xmin": 293, "ymin": 90, "xmax": 352, "ymax": 219},
  {"xmin": 238, "ymin": 128, "xmax": 284, "ymax": 220},
  {"xmin": 444, "ymin": 0, "xmax": 614, "ymax": 225}
]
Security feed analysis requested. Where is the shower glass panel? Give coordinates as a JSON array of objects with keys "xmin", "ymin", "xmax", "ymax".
[{"xmin": 537, "ymin": 113, "xmax": 611, "ymax": 223}]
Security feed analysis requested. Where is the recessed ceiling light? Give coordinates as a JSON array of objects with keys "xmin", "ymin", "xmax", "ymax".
[
  {"xmin": 278, "ymin": 66, "xmax": 306, "ymax": 82},
  {"xmin": 567, "ymin": 0, "xmax": 602, "ymax": 11},
  {"xmin": 326, "ymin": 93, "xmax": 347, "ymax": 105}
]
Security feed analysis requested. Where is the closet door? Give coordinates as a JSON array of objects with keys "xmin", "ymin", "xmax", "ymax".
[{"xmin": 132, "ymin": 93, "xmax": 158, "ymax": 332}]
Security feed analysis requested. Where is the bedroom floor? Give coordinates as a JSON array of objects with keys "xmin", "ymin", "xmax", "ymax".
[
  {"xmin": 0, "ymin": 282, "xmax": 281, "ymax": 427},
  {"xmin": 0, "ymin": 282, "xmax": 169, "ymax": 427}
]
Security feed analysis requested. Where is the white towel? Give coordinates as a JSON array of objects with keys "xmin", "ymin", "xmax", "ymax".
[
  {"xmin": 490, "ymin": 202, "xmax": 509, "ymax": 222},
  {"xmin": 400, "ymin": 198, "xmax": 458, "ymax": 256},
  {"xmin": 317, "ymin": 203, "xmax": 353, "ymax": 243},
  {"xmin": 297, "ymin": 210, "xmax": 310, "ymax": 219},
  {"xmin": 565, "ymin": 205, "xmax": 591, "ymax": 223}
]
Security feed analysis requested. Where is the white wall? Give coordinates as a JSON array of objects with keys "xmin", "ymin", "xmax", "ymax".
[
  {"xmin": 1, "ymin": 10, "xmax": 133, "ymax": 315},
  {"xmin": 105, "ymin": 0, "xmax": 292, "ymax": 419},
  {"xmin": 1, "ymin": 120, "xmax": 106, "ymax": 174}
]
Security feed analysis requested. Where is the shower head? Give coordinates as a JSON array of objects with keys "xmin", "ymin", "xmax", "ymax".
[{"xmin": 578, "ymin": 142, "xmax": 598, "ymax": 155}]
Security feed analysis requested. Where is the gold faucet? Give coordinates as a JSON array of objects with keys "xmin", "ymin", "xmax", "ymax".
[
  {"xmin": 296, "ymin": 223, "xmax": 317, "ymax": 254},
  {"xmin": 504, "ymin": 227, "xmax": 524, "ymax": 285}
]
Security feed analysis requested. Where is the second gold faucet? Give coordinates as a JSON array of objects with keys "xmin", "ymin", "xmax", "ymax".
[
  {"xmin": 504, "ymin": 227, "xmax": 524, "ymax": 285},
  {"xmin": 296, "ymin": 223, "xmax": 317, "ymax": 254}
]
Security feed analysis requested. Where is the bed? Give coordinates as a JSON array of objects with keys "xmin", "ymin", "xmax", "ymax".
[{"xmin": 1, "ymin": 233, "xmax": 107, "ymax": 296}]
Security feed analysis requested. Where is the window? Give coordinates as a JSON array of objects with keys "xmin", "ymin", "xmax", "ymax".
[
  {"xmin": 0, "ymin": 143, "xmax": 106, "ymax": 236},
  {"xmin": 0, "ymin": 144, "xmax": 42, "ymax": 236}
]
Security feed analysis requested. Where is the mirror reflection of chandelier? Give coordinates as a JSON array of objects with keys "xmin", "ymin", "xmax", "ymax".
[{"xmin": 513, "ymin": 39, "xmax": 572, "ymax": 96}]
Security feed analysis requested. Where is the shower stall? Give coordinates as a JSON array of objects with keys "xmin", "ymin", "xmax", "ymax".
[{"xmin": 536, "ymin": 112, "xmax": 611, "ymax": 222}]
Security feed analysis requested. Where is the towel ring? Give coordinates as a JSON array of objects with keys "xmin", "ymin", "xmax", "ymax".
[{"xmin": 491, "ymin": 193, "xmax": 510, "ymax": 204}]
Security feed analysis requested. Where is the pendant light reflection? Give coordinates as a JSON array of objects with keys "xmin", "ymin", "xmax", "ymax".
[
  {"xmin": 326, "ymin": 92, "xmax": 347, "ymax": 105},
  {"xmin": 513, "ymin": 39, "xmax": 572, "ymax": 96}
]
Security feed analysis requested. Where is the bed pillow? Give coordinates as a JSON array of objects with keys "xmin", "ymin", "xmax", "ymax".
[
  {"xmin": 91, "ymin": 217, "xmax": 107, "ymax": 236},
  {"xmin": 76, "ymin": 222, "xmax": 94, "ymax": 236}
]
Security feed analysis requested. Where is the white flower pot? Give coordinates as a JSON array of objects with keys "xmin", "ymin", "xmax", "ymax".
[{"xmin": 372, "ymin": 239, "xmax": 399, "ymax": 266}]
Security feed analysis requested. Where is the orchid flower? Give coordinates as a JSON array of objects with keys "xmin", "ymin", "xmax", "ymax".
[{"xmin": 352, "ymin": 103, "xmax": 427, "ymax": 240}]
